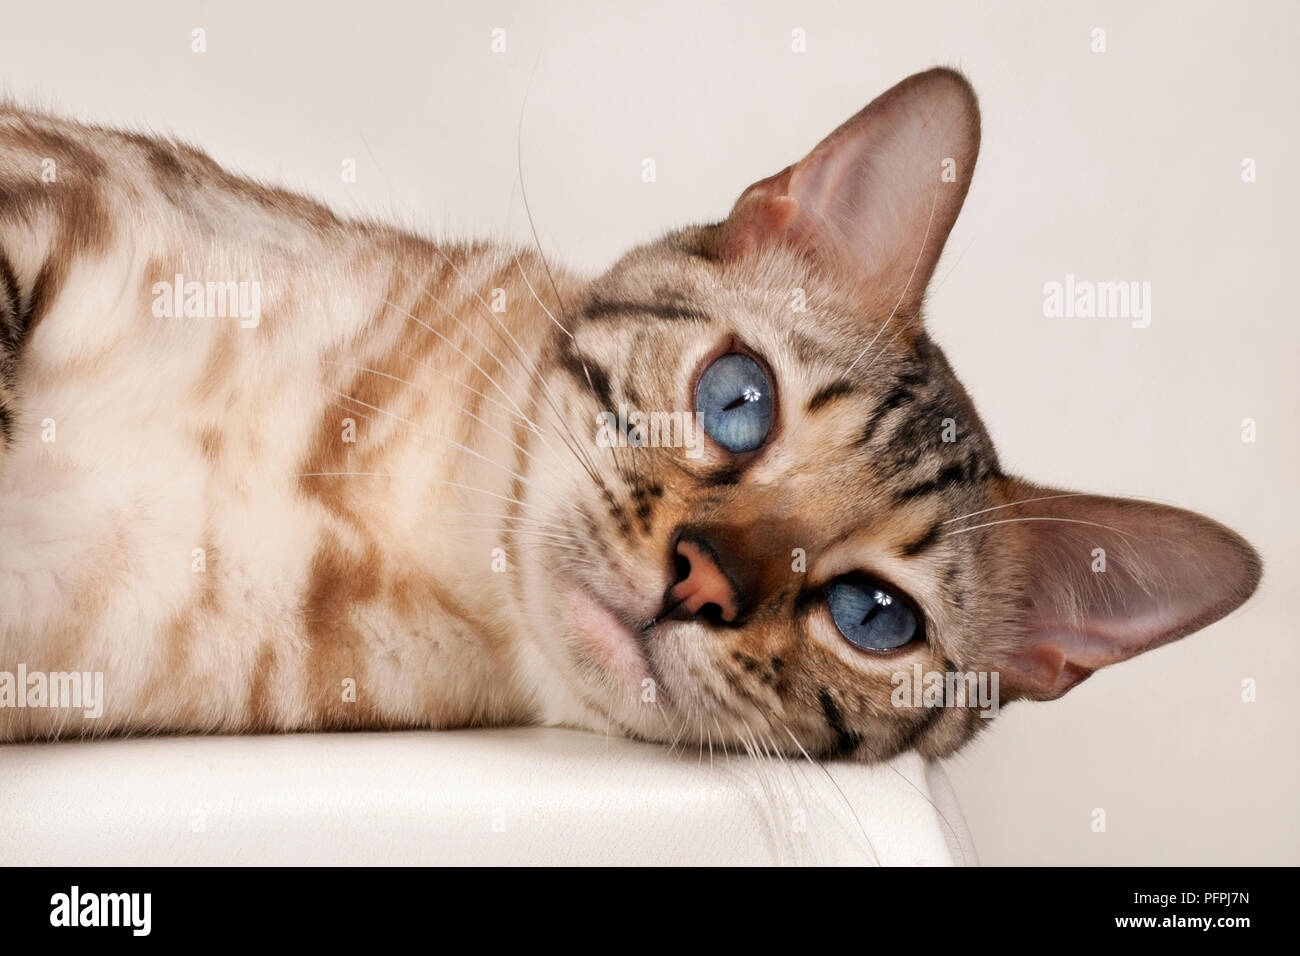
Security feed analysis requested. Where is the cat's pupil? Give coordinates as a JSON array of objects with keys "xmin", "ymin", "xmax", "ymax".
[
  {"xmin": 858, "ymin": 601, "xmax": 885, "ymax": 627},
  {"xmin": 695, "ymin": 353, "xmax": 773, "ymax": 453}
]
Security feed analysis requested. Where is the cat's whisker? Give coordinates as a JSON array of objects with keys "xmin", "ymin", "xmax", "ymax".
[
  {"xmin": 516, "ymin": 52, "xmax": 572, "ymax": 326},
  {"xmin": 778, "ymin": 721, "xmax": 880, "ymax": 867},
  {"xmin": 666, "ymin": 700, "xmax": 702, "ymax": 755},
  {"xmin": 417, "ymin": 284, "xmax": 535, "ymax": 396},
  {"xmin": 735, "ymin": 719, "xmax": 755, "ymax": 761},
  {"xmin": 687, "ymin": 706, "xmax": 703, "ymax": 760},
  {"xmin": 323, "ymin": 361, "xmax": 544, "ymax": 467},
  {"xmin": 511, "ymin": 257, "xmax": 618, "ymax": 472},
  {"xmin": 421, "ymin": 246, "xmax": 607, "ymax": 491},
  {"xmin": 942, "ymin": 515, "xmax": 1140, "ymax": 541},
  {"xmin": 393, "ymin": 346, "xmax": 540, "ymax": 434},
  {"xmin": 324, "ymin": 396, "xmax": 510, "ymax": 487},
  {"xmin": 323, "ymin": 398, "xmax": 497, "ymax": 487},
  {"xmin": 436, "ymin": 535, "xmax": 590, "ymax": 560},
  {"xmin": 659, "ymin": 702, "xmax": 689, "ymax": 754},
  {"xmin": 940, "ymin": 491, "xmax": 1175, "ymax": 526},
  {"xmin": 442, "ymin": 526, "xmax": 582, "ymax": 546},
  {"xmin": 516, "ymin": 266, "xmax": 637, "ymax": 485},
  {"xmin": 330, "ymin": 354, "xmax": 543, "ymax": 455},
  {"xmin": 785, "ymin": 707, "xmax": 965, "ymax": 866},
  {"xmin": 881, "ymin": 760, "xmax": 971, "ymax": 868},
  {"xmin": 509, "ymin": 239, "xmax": 631, "ymax": 481},
  {"xmin": 756, "ymin": 725, "xmax": 784, "ymax": 765},
  {"xmin": 829, "ymin": 718, "xmax": 970, "ymax": 868},
  {"xmin": 928, "ymin": 231, "xmax": 977, "ymax": 296},
  {"xmin": 511, "ymin": 50, "xmax": 623, "ymax": 483},
  {"xmin": 512, "ymin": 251, "xmax": 574, "ymax": 340},
  {"xmin": 710, "ymin": 714, "xmax": 729, "ymax": 760},
  {"xmin": 753, "ymin": 723, "xmax": 811, "ymax": 865},
  {"xmin": 748, "ymin": 722, "xmax": 793, "ymax": 834},
  {"xmin": 740, "ymin": 721, "xmax": 779, "ymax": 817},
  {"xmin": 431, "ymin": 476, "xmax": 543, "ymax": 512},
  {"xmin": 322, "ymin": 387, "xmax": 545, "ymax": 494},
  {"xmin": 385, "ymin": 297, "xmax": 540, "ymax": 433},
  {"xmin": 290, "ymin": 477, "xmax": 557, "ymax": 528},
  {"xmin": 734, "ymin": 720, "xmax": 768, "ymax": 812},
  {"xmin": 432, "ymin": 511, "xmax": 569, "ymax": 533},
  {"xmin": 508, "ymin": 612, "xmax": 582, "ymax": 627},
  {"xmin": 442, "ymin": 532, "xmax": 582, "ymax": 552},
  {"xmin": 507, "ymin": 256, "xmax": 620, "ymax": 482},
  {"xmin": 390, "ymin": 306, "xmax": 598, "ymax": 496},
  {"xmin": 534, "ymin": 395, "xmax": 608, "ymax": 490}
]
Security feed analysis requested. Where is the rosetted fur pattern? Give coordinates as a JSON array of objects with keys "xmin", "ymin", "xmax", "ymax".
[{"xmin": 0, "ymin": 70, "xmax": 1260, "ymax": 760}]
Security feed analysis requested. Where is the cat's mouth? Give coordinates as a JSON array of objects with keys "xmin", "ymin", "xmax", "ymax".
[{"xmin": 559, "ymin": 579, "xmax": 654, "ymax": 691}]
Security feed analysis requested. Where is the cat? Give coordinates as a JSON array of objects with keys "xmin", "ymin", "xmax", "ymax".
[{"xmin": 0, "ymin": 68, "xmax": 1261, "ymax": 761}]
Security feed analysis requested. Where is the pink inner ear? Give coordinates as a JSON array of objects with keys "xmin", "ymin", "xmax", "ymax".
[
  {"xmin": 997, "ymin": 488, "xmax": 1261, "ymax": 701},
  {"xmin": 716, "ymin": 68, "xmax": 981, "ymax": 314},
  {"xmin": 1007, "ymin": 605, "xmax": 1185, "ymax": 701},
  {"xmin": 718, "ymin": 174, "xmax": 800, "ymax": 261}
]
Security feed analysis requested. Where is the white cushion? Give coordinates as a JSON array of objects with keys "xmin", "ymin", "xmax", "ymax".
[{"xmin": 0, "ymin": 728, "xmax": 975, "ymax": 865}]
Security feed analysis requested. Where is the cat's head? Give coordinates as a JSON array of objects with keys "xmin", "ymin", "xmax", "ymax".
[{"xmin": 522, "ymin": 68, "xmax": 1260, "ymax": 760}]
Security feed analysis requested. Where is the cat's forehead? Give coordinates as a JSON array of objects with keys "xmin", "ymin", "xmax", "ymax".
[
  {"xmin": 588, "ymin": 239, "xmax": 924, "ymax": 356},
  {"xmin": 580, "ymin": 241, "xmax": 981, "ymax": 414},
  {"xmin": 575, "ymin": 237, "xmax": 1003, "ymax": 536}
]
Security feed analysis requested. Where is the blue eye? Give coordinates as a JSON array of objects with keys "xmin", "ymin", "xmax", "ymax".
[
  {"xmin": 695, "ymin": 353, "xmax": 773, "ymax": 453},
  {"xmin": 827, "ymin": 579, "xmax": 919, "ymax": 651}
]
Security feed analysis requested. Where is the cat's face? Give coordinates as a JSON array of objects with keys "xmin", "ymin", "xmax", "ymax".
[{"xmin": 519, "ymin": 69, "xmax": 1260, "ymax": 761}]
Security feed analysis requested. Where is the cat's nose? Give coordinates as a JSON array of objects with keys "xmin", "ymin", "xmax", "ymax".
[{"xmin": 670, "ymin": 537, "xmax": 743, "ymax": 623}]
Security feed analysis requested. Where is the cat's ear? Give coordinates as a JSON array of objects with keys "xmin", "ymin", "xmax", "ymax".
[
  {"xmin": 986, "ymin": 485, "xmax": 1261, "ymax": 701},
  {"xmin": 715, "ymin": 67, "xmax": 980, "ymax": 313}
]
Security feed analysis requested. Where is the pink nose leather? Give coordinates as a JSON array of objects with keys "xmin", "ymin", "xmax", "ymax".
[{"xmin": 670, "ymin": 540, "xmax": 738, "ymax": 622}]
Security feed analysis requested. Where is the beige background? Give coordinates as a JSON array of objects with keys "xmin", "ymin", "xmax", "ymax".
[{"xmin": 2, "ymin": 0, "xmax": 1294, "ymax": 864}]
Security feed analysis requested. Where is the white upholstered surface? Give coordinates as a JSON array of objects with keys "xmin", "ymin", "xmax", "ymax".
[{"xmin": 0, "ymin": 728, "xmax": 975, "ymax": 865}]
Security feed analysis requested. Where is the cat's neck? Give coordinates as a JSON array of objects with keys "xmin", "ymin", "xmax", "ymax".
[{"xmin": 305, "ymin": 237, "xmax": 594, "ymax": 728}]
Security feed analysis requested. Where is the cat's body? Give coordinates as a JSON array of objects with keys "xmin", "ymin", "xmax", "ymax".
[
  {"xmin": 0, "ymin": 108, "xmax": 591, "ymax": 739},
  {"xmin": 0, "ymin": 70, "xmax": 1260, "ymax": 759}
]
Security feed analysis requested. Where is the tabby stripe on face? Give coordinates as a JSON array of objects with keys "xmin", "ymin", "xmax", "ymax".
[
  {"xmin": 818, "ymin": 688, "xmax": 860, "ymax": 757},
  {"xmin": 806, "ymin": 379, "xmax": 857, "ymax": 413},
  {"xmin": 855, "ymin": 384, "xmax": 916, "ymax": 447},
  {"xmin": 558, "ymin": 347, "xmax": 614, "ymax": 408},
  {"xmin": 0, "ymin": 247, "xmax": 21, "ymax": 345},
  {"xmin": 893, "ymin": 456, "xmax": 984, "ymax": 504},
  {"xmin": 581, "ymin": 298, "xmax": 709, "ymax": 323},
  {"xmin": 895, "ymin": 687, "xmax": 947, "ymax": 752},
  {"xmin": 700, "ymin": 464, "xmax": 744, "ymax": 487},
  {"xmin": 0, "ymin": 248, "xmax": 20, "ymax": 444},
  {"xmin": 852, "ymin": 352, "xmax": 937, "ymax": 447},
  {"xmin": 899, "ymin": 520, "xmax": 945, "ymax": 557}
]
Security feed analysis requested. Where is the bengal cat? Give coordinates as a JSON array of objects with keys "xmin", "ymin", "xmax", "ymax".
[{"xmin": 0, "ymin": 69, "xmax": 1260, "ymax": 760}]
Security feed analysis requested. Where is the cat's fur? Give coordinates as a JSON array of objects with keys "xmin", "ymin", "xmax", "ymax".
[{"xmin": 0, "ymin": 69, "xmax": 1260, "ymax": 760}]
